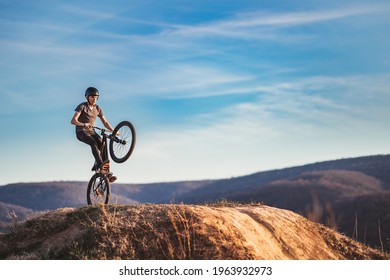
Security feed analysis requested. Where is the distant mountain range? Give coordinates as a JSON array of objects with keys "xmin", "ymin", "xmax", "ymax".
[{"xmin": 1, "ymin": 154, "xmax": 390, "ymax": 252}]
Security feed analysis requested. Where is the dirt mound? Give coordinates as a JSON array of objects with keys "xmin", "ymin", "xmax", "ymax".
[{"xmin": 0, "ymin": 204, "xmax": 387, "ymax": 260}]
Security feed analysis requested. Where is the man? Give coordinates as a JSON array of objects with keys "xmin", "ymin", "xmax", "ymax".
[{"xmin": 71, "ymin": 87, "xmax": 117, "ymax": 182}]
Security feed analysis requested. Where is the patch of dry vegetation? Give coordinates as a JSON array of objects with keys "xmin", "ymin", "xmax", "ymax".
[{"xmin": 0, "ymin": 204, "xmax": 388, "ymax": 260}]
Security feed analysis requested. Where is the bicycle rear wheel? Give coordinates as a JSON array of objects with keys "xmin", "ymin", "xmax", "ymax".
[
  {"xmin": 109, "ymin": 120, "xmax": 136, "ymax": 163},
  {"xmin": 87, "ymin": 173, "xmax": 110, "ymax": 205}
]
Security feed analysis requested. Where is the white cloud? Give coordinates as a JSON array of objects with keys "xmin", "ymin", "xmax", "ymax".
[
  {"xmin": 124, "ymin": 64, "xmax": 253, "ymax": 99},
  {"xmin": 158, "ymin": 5, "xmax": 387, "ymax": 40}
]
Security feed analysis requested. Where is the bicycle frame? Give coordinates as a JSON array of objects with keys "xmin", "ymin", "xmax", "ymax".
[
  {"xmin": 94, "ymin": 127, "xmax": 110, "ymax": 172},
  {"xmin": 87, "ymin": 121, "xmax": 135, "ymax": 205}
]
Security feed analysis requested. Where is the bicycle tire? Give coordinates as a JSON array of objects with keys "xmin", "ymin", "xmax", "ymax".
[
  {"xmin": 109, "ymin": 120, "xmax": 136, "ymax": 163},
  {"xmin": 87, "ymin": 173, "xmax": 110, "ymax": 205}
]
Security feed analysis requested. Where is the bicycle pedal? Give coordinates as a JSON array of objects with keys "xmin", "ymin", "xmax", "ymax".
[{"xmin": 109, "ymin": 175, "xmax": 117, "ymax": 183}]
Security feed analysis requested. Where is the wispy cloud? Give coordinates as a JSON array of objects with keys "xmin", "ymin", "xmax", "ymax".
[
  {"xmin": 159, "ymin": 5, "xmax": 386, "ymax": 39},
  {"xmin": 186, "ymin": 73, "xmax": 390, "ymax": 138},
  {"xmin": 122, "ymin": 64, "xmax": 254, "ymax": 99},
  {"xmin": 59, "ymin": 4, "xmax": 118, "ymax": 20},
  {"xmin": 230, "ymin": 5, "xmax": 382, "ymax": 27}
]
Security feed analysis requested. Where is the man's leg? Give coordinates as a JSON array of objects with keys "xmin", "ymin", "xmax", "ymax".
[
  {"xmin": 76, "ymin": 131, "xmax": 104, "ymax": 168},
  {"xmin": 91, "ymin": 132, "xmax": 114, "ymax": 180},
  {"xmin": 91, "ymin": 133, "xmax": 110, "ymax": 171},
  {"xmin": 91, "ymin": 133, "xmax": 104, "ymax": 159}
]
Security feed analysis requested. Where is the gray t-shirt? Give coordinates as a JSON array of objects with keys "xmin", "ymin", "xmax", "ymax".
[{"xmin": 74, "ymin": 102, "xmax": 103, "ymax": 133}]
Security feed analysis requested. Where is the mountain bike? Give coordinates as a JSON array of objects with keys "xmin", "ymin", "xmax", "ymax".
[{"xmin": 87, "ymin": 120, "xmax": 136, "ymax": 205}]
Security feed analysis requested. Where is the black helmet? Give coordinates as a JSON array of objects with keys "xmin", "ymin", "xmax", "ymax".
[{"xmin": 85, "ymin": 87, "xmax": 99, "ymax": 98}]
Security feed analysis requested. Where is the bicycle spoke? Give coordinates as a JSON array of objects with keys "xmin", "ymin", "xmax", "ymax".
[
  {"xmin": 87, "ymin": 174, "xmax": 110, "ymax": 205},
  {"xmin": 110, "ymin": 121, "xmax": 136, "ymax": 163},
  {"xmin": 93, "ymin": 180, "xmax": 104, "ymax": 201}
]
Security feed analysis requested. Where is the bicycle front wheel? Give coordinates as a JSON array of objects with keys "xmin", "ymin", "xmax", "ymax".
[
  {"xmin": 109, "ymin": 120, "xmax": 136, "ymax": 163},
  {"xmin": 87, "ymin": 173, "xmax": 110, "ymax": 205}
]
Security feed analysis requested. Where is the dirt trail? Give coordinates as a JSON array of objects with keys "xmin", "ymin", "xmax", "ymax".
[
  {"xmin": 190, "ymin": 205, "xmax": 364, "ymax": 259},
  {"xmin": 0, "ymin": 204, "xmax": 387, "ymax": 260}
]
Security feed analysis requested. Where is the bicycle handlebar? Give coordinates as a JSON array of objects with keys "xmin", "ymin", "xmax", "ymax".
[
  {"xmin": 93, "ymin": 126, "xmax": 113, "ymax": 136},
  {"xmin": 93, "ymin": 126, "xmax": 111, "ymax": 132},
  {"xmin": 94, "ymin": 126, "xmax": 125, "ymax": 144}
]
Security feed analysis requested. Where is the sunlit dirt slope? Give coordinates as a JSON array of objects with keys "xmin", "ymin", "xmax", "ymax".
[{"xmin": 0, "ymin": 204, "xmax": 388, "ymax": 260}]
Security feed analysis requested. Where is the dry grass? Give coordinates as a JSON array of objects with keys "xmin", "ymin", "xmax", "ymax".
[{"xmin": 85, "ymin": 203, "xmax": 202, "ymax": 259}]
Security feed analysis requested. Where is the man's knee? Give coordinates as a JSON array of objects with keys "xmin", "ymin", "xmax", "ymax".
[{"xmin": 77, "ymin": 132, "xmax": 95, "ymax": 145}]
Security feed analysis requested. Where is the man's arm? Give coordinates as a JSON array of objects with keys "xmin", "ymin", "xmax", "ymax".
[
  {"xmin": 71, "ymin": 111, "xmax": 91, "ymax": 128},
  {"xmin": 71, "ymin": 111, "xmax": 82, "ymax": 126},
  {"xmin": 100, "ymin": 115, "xmax": 114, "ymax": 132}
]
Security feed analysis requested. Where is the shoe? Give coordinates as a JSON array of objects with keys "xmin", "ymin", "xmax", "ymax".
[
  {"xmin": 108, "ymin": 172, "xmax": 117, "ymax": 183},
  {"xmin": 99, "ymin": 159, "xmax": 110, "ymax": 171}
]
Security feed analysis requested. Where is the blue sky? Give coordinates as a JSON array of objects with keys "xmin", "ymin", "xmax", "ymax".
[{"xmin": 1, "ymin": 0, "xmax": 390, "ymax": 185}]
